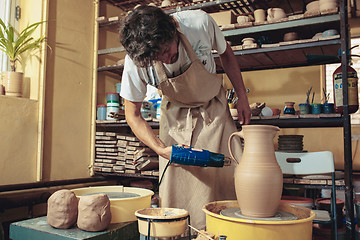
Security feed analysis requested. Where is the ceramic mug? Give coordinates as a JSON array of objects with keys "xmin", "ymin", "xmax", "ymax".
[
  {"xmin": 267, "ymin": 8, "xmax": 286, "ymax": 21},
  {"xmin": 237, "ymin": 15, "xmax": 250, "ymax": 24},
  {"xmin": 254, "ymin": 9, "xmax": 266, "ymax": 22}
]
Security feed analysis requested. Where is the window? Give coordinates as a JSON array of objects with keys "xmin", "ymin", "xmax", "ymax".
[
  {"xmin": 0, "ymin": 0, "xmax": 18, "ymax": 72},
  {"xmin": 325, "ymin": 38, "xmax": 360, "ymax": 124}
]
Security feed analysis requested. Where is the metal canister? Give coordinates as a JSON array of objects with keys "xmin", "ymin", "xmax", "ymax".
[
  {"xmin": 106, "ymin": 92, "xmax": 119, "ymax": 102},
  {"xmin": 106, "ymin": 93, "xmax": 120, "ymax": 120},
  {"xmin": 106, "ymin": 101, "xmax": 119, "ymax": 120}
]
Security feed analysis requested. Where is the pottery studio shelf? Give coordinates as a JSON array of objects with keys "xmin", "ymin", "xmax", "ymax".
[
  {"xmin": 282, "ymin": 171, "xmax": 346, "ymax": 190},
  {"xmin": 97, "ymin": 115, "xmax": 345, "ymax": 130},
  {"xmin": 93, "ymin": 171, "xmax": 159, "ymax": 180},
  {"xmin": 97, "ymin": 13, "xmax": 341, "ymax": 75}
]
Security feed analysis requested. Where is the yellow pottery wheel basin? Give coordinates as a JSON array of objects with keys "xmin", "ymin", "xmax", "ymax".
[
  {"xmin": 203, "ymin": 200, "xmax": 316, "ymax": 240},
  {"xmin": 72, "ymin": 186, "xmax": 153, "ymax": 223},
  {"xmin": 135, "ymin": 208, "xmax": 189, "ymax": 238}
]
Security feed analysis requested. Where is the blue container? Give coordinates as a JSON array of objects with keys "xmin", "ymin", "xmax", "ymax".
[
  {"xmin": 97, "ymin": 104, "xmax": 107, "ymax": 120},
  {"xmin": 115, "ymin": 83, "xmax": 122, "ymax": 94},
  {"xmin": 323, "ymin": 103, "xmax": 335, "ymax": 114},
  {"xmin": 106, "ymin": 92, "xmax": 119, "ymax": 102},
  {"xmin": 311, "ymin": 103, "xmax": 323, "ymax": 114},
  {"xmin": 299, "ymin": 103, "xmax": 310, "ymax": 114}
]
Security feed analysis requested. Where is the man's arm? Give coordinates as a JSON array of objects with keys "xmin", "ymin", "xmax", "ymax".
[
  {"xmin": 124, "ymin": 99, "xmax": 172, "ymax": 160},
  {"xmin": 219, "ymin": 42, "xmax": 251, "ymax": 125}
]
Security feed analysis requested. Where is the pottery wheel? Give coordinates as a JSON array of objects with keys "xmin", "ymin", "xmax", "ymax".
[
  {"xmin": 220, "ymin": 207, "xmax": 298, "ymax": 221},
  {"xmin": 82, "ymin": 192, "xmax": 140, "ymax": 199}
]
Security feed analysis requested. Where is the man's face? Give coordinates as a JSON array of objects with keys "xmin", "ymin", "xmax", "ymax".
[{"xmin": 156, "ymin": 35, "xmax": 179, "ymax": 64}]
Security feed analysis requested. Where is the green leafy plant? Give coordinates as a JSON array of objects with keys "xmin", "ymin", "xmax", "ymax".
[{"xmin": 0, "ymin": 18, "xmax": 47, "ymax": 72}]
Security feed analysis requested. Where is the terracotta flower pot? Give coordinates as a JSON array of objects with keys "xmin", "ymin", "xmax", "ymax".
[
  {"xmin": 1, "ymin": 71, "xmax": 23, "ymax": 97},
  {"xmin": 228, "ymin": 125, "xmax": 283, "ymax": 218}
]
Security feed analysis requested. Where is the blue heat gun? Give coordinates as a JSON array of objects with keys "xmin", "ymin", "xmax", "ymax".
[{"xmin": 170, "ymin": 145, "xmax": 231, "ymax": 167}]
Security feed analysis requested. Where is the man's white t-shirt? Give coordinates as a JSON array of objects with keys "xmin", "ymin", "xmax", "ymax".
[{"xmin": 120, "ymin": 10, "xmax": 227, "ymax": 102}]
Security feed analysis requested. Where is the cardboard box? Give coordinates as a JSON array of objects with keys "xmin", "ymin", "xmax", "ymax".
[{"xmin": 209, "ymin": 11, "xmax": 237, "ymax": 26}]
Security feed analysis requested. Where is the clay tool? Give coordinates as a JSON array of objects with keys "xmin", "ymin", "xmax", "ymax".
[{"xmin": 188, "ymin": 225, "xmax": 214, "ymax": 240}]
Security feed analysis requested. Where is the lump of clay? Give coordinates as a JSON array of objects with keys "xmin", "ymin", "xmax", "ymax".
[
  {"xmin": 47, "ymin": 189, "xmax": 78, "ymax": 229},
  {"xmin": 77, "ymin": 193, "xmax": 111, "ymax": 232}
]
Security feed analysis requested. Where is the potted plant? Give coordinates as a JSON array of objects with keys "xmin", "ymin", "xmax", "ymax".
[{"xmin": 0, "ymin": 18, "xmax": 47, "ymax": 97}]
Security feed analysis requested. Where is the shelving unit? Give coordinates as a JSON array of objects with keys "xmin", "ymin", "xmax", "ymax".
[{"xmin": 95, "ymin": 0, "xmax": 356, "ymax": 237}]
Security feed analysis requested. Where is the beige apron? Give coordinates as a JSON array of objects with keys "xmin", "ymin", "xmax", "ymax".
[{"xmin": 155, "ymin": 31, "xmax": 242, "ymax": 229}]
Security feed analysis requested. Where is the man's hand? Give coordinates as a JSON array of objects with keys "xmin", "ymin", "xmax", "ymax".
[
  {"xmin": 236, "ymin": 94, "xmax": 251, "ymax": 125},
  {"xmin": 157, "ymin": 146, "xmax": 173, "ymax": 160}
]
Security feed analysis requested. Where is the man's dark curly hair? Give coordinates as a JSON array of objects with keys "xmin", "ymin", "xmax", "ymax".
[{"xmin": 119, "ymin": 5, "xmax": 177, "ymax": 68}]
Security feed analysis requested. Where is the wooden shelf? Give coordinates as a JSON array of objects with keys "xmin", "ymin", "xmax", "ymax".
[
  {"xmin": 222, "ymin": 14, "xmax": 340, "ymax": 38},
  {"xmin": 96, "ymin": 116, "xmax": 345, "ymax": 129},
  {"xmin": 98, "ymin": 47, "xmax": 125, "ymax": 55},
  {"xmin": 103, "ymin": 0, "xmax": 326, "ymax": 18},
  {"xmin": 94, "ymin": 171, "xmax": 159, "ymax": 180}
]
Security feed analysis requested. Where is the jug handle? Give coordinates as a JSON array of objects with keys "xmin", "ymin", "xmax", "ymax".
[{"xmin": 228, "ymin": 131, "xmax": 243, "ymax": 165}]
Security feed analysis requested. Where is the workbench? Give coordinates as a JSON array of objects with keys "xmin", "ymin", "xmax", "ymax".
[{"xmin": 9, "ymin": 216, "xmax": 139, "ymax": 240}]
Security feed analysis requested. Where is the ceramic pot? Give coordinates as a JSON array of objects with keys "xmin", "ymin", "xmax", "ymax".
[
  {"xmin": 306, "ymin": 1, "xmax": 320, "ymax": 12},
  {"xmin": 161, "ymin": 0, "xmax": 171, "ymax": 7},
  {"xmin": 228, "ymin": 125, "xmax": 283, "ymax": 218},
  {"xmin": 312, "ymin": 32, "xmax": 323, "ymax": 39},
  {"xmin": 311, "ymin": 103, "xmax": 323, "ymax": 114},
  {"xmin": 254, "ymin": 9, "xmax": 266, "ymax": 22},
  {"xmin": 284, "ymin": 102, "xmax": 296, "ymax": 115},
  {"xmin": 315, "ymin": 198, "xmax": 344, "ymax": 229},
  {"xmin": 283, "ymin": 32, "xmax": 298, "ymax": 42},
  {"xmin": 299, "ymin": 103, "xmax": 311, "ymax": 114},
  {"xmin": 237, "ymin": 15, "xmax": 250, "ymax": 24},
  {"xmin": 319, "ymin": 0, "xmax": 338, "ymax": 11},
  {"xmin": 323, "ymin": 103, "xmax": 334, "ymax": 113},
  {"xmin": 1, "ymin": 71, "xmax": 23, "ymax": 97},
  {"xmin": 242, "ymin": 37, "xmax": 255, "ymax": 46},
  {"xmin": 272, "ymin": 108, "xmax": 281, "ymax": 115},
  {"xmin": 322, "ymin": 29, "xmax": 338, "ymax": 37},
  {"xmin": 267, "ymin": 8, "xmax": 286, "ymax": 21}
]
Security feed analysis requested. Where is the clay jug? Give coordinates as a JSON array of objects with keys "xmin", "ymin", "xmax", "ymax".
[{"xmin": 228, "ymin": 125, "xmax": 283, "ymax": 218}]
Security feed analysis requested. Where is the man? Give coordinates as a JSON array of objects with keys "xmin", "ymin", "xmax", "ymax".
[{"xmin": 119, "ymin": 5, "xmax": 250, "ymax": 229}]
